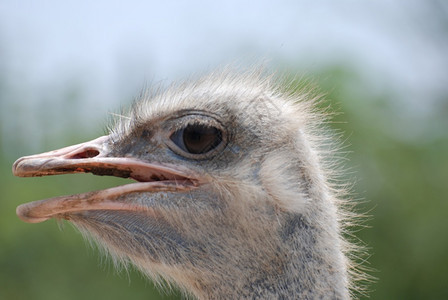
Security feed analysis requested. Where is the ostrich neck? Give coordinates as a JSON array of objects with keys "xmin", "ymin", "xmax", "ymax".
[{"xmin": 193, "ymin": 211, "xmax": 349, "ymax": 300}]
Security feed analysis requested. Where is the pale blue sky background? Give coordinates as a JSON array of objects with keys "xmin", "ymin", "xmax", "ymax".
[{"xmin": 0, "ymin": 0, "xmax": 447, "ymax": 155}]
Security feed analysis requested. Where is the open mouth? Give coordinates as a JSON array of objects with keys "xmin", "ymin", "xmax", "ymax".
[{"xmin": 12, "ymin": 135, "xmax": 200, "ymax": 223}]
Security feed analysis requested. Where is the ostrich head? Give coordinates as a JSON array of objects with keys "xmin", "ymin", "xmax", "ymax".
[{"xmin": 13, "ymin": 71, "xmax": 355, "ymax": 299}]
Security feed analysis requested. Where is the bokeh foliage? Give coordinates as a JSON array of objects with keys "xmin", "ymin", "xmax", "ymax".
[{"xmin": 1, "ymin": 66, "xmax": 447, "ymax": 299}]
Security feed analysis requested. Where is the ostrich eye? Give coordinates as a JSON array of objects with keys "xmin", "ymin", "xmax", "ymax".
[{"xmin": 170, "ymin": 124, "xmax": 223, "ymax": 155}]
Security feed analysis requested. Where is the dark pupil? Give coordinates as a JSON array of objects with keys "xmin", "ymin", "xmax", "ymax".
[{"xmin": 183, "ymin": 124, "xmax": 222, "ymax": 154}]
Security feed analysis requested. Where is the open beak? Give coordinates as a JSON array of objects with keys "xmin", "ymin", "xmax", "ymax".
[{"xmin": 12, "ymin": 135, "xmax": 199, "ymax": 223}]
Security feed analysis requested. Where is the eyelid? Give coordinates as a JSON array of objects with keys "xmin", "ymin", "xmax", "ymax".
[{"xmin": 165, "ymin": 114, "xmax": 222, "ymax": 134}]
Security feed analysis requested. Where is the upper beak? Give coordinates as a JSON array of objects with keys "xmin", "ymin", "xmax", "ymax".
[
  {"xmin": 13, "ymin": 135, "xmax": 191, "ymax": 181},
  {"xmin": 12, "ymin": 135, "xmax": 199, "ymax": 223}
]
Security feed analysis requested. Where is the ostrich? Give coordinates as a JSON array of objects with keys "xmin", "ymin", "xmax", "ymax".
[{"xmin": 12, "ymin": 70, "xmax": 361, "ymax": 299}]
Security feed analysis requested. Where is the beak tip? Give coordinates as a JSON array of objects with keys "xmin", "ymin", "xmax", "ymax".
[
  {"xmin": 16, "ymin": 204, "xmax": 48, "ymax": 224},
  {"xmin": 11, "ymin": 157, "xmax": 36, "ymax": 177},
  {"xmin": 12, "ymin": 157, "xmax": 24, "ymax": 177}
]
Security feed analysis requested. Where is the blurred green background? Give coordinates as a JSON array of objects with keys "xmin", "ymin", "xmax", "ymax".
[{"xmin": 1, "ymin": 1, "xmax": 447, "ymax": 299}]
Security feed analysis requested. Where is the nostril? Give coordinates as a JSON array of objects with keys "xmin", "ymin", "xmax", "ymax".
[{"xmin": 68, "ymin": 149, "xmax": 100, "ymax": 159}]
